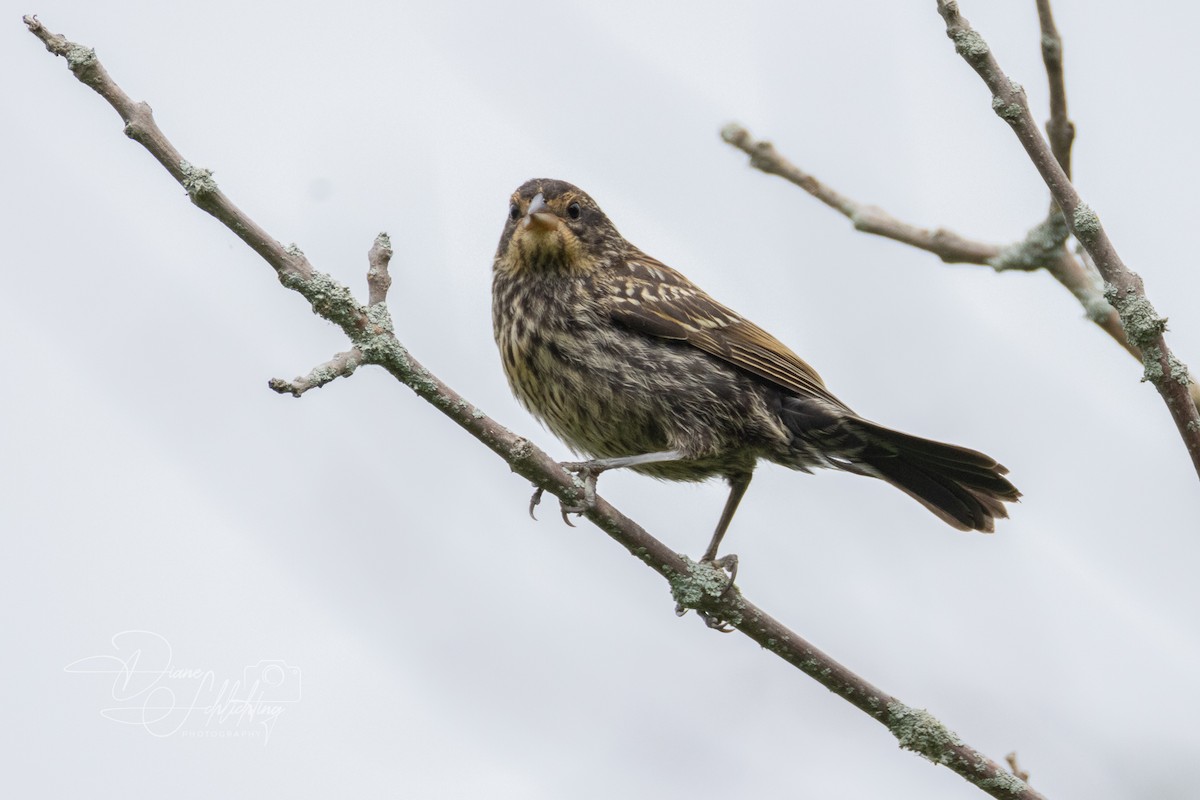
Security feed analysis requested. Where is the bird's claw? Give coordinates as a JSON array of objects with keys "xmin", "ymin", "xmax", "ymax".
[
  {"xmin": 528, "ymin": 486, "xmax": 544, "ymax": 520},
  {"xmin": 528, "ymin": 486, "xmax": 586, "ymax": 526},
  {"xmin": 558, "ymin": 503, "xmax": 582, "ymax": 527},
  {"xmin": 674, "ymin": 604, "xmax": 736, "ymax": 633},
  {"xmin": 526, "ymin": 461, "xmax": 604, "ymax": 527},
  {"xmin": 700, "ymin": 611, "xmax": 735, "ymax": 633}
]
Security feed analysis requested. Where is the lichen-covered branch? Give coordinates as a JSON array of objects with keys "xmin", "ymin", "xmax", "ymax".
[
  {"xmin": 721, "ymin": 122, "xmax": 1189, "ymax": 398},
  {"xmin": 936, "ymin": 0, "xmax": 1200, "ymax": 476},
  {"xmin": 721, "ymin": 3, "xmax": 1200, "ymax": 460},
  {"xmin": 262, "ymin": 233, "xmax": 393, "ymax": 397},
  {"xmin": 269, "ymin": 348, "xmax": 364, "ymax": 397},
  {"xmin": 26, "ymin": 14, "xmax": 1042, "ymax": 799}
]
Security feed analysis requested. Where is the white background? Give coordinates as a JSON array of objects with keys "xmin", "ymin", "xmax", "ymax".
[{"xmin": 5, "ymin": 1, "xmax": 1199, "ymax": 797}]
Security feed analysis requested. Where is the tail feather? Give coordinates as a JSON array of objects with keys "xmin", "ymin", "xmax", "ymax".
[{"xmin": 846, "ymin": 418, "xmax": 1021, "ymax": 533}]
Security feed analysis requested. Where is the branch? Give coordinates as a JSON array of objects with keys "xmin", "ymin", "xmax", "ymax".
[
  {"xmin": 721, "ymin": 123, "xmax": 1186, "ymax": 393},
  {"xmin": 720, "ymin": 124, "xmax": 1003, "ymax": 265},
  {"xmin": 1006, "ymin": 752, "xmax": 1032, "ymax": 784},
  {"xmin": 367, "ymin": 232, "xmax": 394, "ymax": 306},
  {"xmin": 27, "ymin": 15, "xmax": 1043, "ymax": 800},
  {"xmin": 935, "ymin": 0, "xmax": 1200, "ymax": 476},
  {"xmin": 720, "ymin": 9, "xmax": 1200, "ymax": 451},
  {"xmin": 267, "ymin": 234, "xmax": 394, "ymax": 396},
  {"xmin": 268, "ymin": 348, "xmax": 363, "ymax": 397},
  {"xmin": 1035, "ymin": 0, "xmax": 1074, "ymax": 178}
]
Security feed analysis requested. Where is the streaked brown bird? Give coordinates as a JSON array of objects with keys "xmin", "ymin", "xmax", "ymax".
[{"xmin": 492, "ymin": 178, "xmax": 1019, "ymax": 568}]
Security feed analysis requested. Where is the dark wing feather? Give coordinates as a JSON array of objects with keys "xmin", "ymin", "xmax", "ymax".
[{"xmin": 601, "ymin": 253, "xmax": 849, "ymax": 410}]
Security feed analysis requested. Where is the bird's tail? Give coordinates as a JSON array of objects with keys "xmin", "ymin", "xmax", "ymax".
[{"xmin": 840, "ymin": 418, "xmax": 1020, "ymax": 532}]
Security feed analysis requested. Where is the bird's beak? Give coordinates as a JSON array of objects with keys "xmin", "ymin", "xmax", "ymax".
[{"xmin": 523, "ymin": 192, "xmax": 559, "ymax": 232}]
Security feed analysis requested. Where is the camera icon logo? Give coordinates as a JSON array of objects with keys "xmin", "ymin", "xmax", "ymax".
[{"xmin": 242, "ymin": 660, "xmax": 302, "ymax": 703}]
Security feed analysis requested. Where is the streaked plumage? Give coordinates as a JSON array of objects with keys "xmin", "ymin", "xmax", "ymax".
[{"xmin": 492, "ymin": 178, "xmax": 1019, "ymax": 563}]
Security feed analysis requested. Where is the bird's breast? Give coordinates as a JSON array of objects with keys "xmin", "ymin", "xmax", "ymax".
[{"xmin": 490, "ymin": 268, "xmax": 792, "ymax": 477}]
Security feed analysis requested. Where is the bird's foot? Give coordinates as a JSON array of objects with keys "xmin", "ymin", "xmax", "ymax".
[
  {"xmin": 526, "ymin": 461, "xmax": 606, "ymax": 527},
  {"xmin": 556, "ymin": 460, "xmax": 605, "ymax": 522},
  {"xmin": 709, "ymin": 553, "xmax": 738, "ymax": 591},
  {"xmin": 697, "ymin": 610, "xmax": 735, "ymax": 633},
  {"xmin": 673, "ymin": 553, "xmax": 740, "ymax": 633}
]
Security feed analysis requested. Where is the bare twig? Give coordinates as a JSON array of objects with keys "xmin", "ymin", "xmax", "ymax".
[
  {"xmin": 269, "ymin": 348, "xmax": 363, "ymax": 397},
  {"xmin": 367, "ymin": 232, "xmax": 393, "ymax": 306},
  {"xmin": 936, "ymin": 0, "xmax": 1200, "ymax": 476},
  {"xmin": 1035, "ymin": 0, "xmax": 1074, "ymax": 177},
  {"xmin": 27, "ymin": 15, "xmax": 1045, "ymax": 800},
  {"xmin": 1006, "ymin": 752, "xmax": 1032, "ymax": 783},
  {"xmin": 720, "ymin": 124, "xmax": 1003, "ymax": 265}
]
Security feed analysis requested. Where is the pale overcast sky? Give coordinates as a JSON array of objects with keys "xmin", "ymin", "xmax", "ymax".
[{"xmin": 6, "ymin": 2, "xmax": 1199, "ymax": 798}]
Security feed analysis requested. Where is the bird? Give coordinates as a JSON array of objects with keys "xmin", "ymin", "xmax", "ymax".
[{"xmin": 492, "ymin": 178, "xmax": 1019, "ymax": 570}]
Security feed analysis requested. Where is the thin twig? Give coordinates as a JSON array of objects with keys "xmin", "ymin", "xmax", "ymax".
[
  {"xmin": 720, "ymin": 124, "xmax": 1003, "ymax": 265},
  {"xmin": 367, "ymin": 232, "xmax": 393, "ymax": 306},
  {"xmin": 935, "ymin": 0, "xmax": 1200, "ymax": 476},
  {"xmin": 1035, "ymin": 0, "xmax": 1074, "ymax": 178},
  {"xmin": 268, "ymin": 348, "xmax": 363, "ymax": 397},
  {"xmin": 1006, "ymin": 752, "xmax": 1032, "ymax": 783},
  {"xmin": 1022, "ymin": 2, "xmax": 1199, "ymax": 404},
  {"xmin": 26, "ymin": 15, "xmax": 1045, "ymax": 800}
]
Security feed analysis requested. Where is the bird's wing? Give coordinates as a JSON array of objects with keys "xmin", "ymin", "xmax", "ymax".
[{"xmin": 600, "ymin": 253, "xmax": 848, "ymax": 409}]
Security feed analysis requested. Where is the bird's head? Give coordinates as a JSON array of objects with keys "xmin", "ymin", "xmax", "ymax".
[{"xmin": 494, "ymin": 179, "xmax": 623, "ymax": 275}]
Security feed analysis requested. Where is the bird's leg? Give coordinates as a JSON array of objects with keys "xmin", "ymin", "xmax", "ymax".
[
  {"xmin": 674, "ymin": 473, "xmax": 753, "ymax": 627},
  {"xmin": 554, "ymin": 450, "xmax": 686, "ymax": 517},
  {"xmin": 701, "ymin": 472, "xmax": 752, "ymax": 572}
]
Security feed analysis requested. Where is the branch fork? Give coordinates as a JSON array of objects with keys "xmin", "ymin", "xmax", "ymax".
[
  {"xmin": 721, "ymin": 4, "xmax": 1200, "ymax": 474},
  {"xmin": 267, "ymin": 234, "xmax": 394, "ymax": 397}
]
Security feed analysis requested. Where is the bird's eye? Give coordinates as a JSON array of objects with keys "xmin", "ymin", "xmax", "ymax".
[
  {"xmin": 509, "ymin": 203, "xmax": 520, "ymax": 221},
  {"xmin": 567, "ymin": 202, "xmax": 581, "ymax": 220}
]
